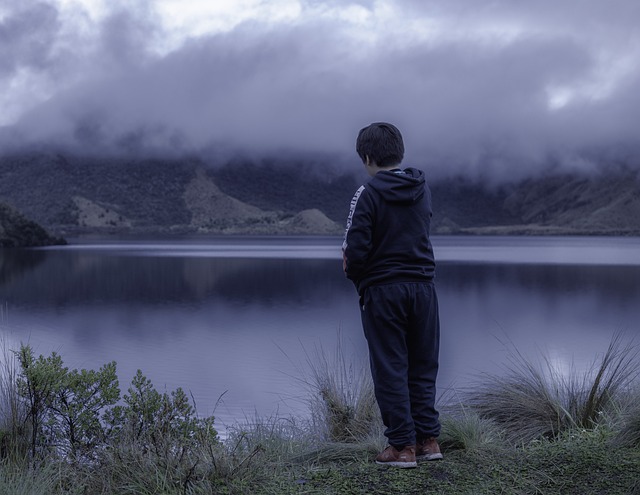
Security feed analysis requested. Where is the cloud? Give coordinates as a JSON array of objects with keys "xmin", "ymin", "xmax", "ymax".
[
  {"xmin": 0, "ymin": 2, "xmax": 59, "ymax": 76},
  {"xmin": 1, "ymin": 0, "xmax": 639, "ymax": 181}
]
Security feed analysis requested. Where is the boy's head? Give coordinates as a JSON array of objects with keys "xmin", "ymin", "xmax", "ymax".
[{"xmin": 356, "ymin": 122, "xmax": 404, "ymax": 168}]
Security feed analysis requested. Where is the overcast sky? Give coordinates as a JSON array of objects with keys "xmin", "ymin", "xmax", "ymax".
[{"xmin": 1, "ymin": 0, "xmax": 639, "ymax": 180}]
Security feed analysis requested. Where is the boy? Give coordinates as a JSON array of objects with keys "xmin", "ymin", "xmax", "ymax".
[{"xmin": 342, "ymin": 122, "xmax": 442, "ymax": 468}]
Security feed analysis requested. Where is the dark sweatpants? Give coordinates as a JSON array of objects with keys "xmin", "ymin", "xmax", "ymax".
[{"xmin": 360, "ymin": 281, "xmax": 440, "ymax": 447}]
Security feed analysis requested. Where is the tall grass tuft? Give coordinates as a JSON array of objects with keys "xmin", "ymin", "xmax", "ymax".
[
  {"xmin": 439, "ymin": 409, "xmax": 503, "ymax": 452},
  {"xmin": 225, "ymin": 415, "xmax": 312, "ymax": 472},
  {"xmin": 296, "ymin": 336, "xmax": 381, "ymax": 444},
  {"xmin": 0, "ymin": 462, "xmax": 80, "ymax": 495},
  {"xmin": 613, "ymin": 388, "xmax": 640, "ymax": 448},
  {"xmin": 0, "ymin": 336, "xmax": 28, "ymax": 463},
  {"xmin": 463, "ymin": 334, "xmax": 640, "ymax": 443}
]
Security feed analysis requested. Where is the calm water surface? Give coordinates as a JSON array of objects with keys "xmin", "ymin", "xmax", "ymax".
[{"xmin": 1, "ymin": 235, "xmax": 639, "ymax": 431}]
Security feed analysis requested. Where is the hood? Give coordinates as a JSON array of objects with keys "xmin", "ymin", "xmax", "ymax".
[{"xmin": 368, "ymin": 167, "xmax": 426, "ymax": 204}]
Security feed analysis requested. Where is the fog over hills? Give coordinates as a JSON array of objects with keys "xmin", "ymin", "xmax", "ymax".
[
  {"xmin": 1, "ymin": 1, "xmax": 639, "ymax": 184},
  {"xmin": 2, "ymin": 1, "xmax": 639, "ymax": 240}
]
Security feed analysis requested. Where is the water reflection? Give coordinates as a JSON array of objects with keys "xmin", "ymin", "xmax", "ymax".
[
  {"xmin": 1, "ymin": 236, "xmax": 639, "ymax": 430},
  {"xmin": 1, "ymin": 253, "xmax": 348, "ymax": 306},
  {"xmin": 0, "ymin": 249, "xmax": 46, "ymax": 286},
  {"xmin": 439, "ymin": 263, "xmax": 640, "ymax": 307}
]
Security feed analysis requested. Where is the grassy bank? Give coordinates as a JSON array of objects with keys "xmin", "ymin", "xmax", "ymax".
[{"xmin": 1, "ymin": 334, "xmax": 639, "ymax": 494}]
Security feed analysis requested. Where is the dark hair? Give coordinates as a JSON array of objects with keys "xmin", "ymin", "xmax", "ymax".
[{"xmin": 355, "ymin": 122, "xmax": 404, "ymax": 167}]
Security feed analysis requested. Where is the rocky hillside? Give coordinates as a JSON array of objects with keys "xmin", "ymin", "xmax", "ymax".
[
  {"xmin": 0, "ymin": 202, "xmax": 66, "ymax": 247},
  {"xmin": 0, "ymin": 154, "xmax": 344, "ymax": 236},
  {"xmin": 432, "ymin": 171, "xmax": 640, "ymax": 235},
  {"xmin": 1, "ymin": 152, "xmax": 639, "ymax": 236},
  {"xmin": 212, "ymin": 161, "xmax": 640, "ymax": 236},
  {"xmin": 500, "ymin": 172, "xmax": 640, "ymax": 235}
]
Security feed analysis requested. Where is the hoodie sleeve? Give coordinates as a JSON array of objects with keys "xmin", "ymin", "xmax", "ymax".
[{"xmin": 342, "ymin": 185, "xmax": 375, "ymax": 284}]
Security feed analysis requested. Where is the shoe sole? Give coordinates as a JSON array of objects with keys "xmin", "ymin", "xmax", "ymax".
[
  {"xmin": 375, "ymin": 460, "xmax": 418, "ymax": 468},
  {"xmin": 416, "ymin": 453, "xmax": 443, "ymax": 461}
]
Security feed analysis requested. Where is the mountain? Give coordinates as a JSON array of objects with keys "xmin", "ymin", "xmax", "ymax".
[
  {"xmin": 1, "ymin": 152, "xmax": 639, "ymax": 237},
  {"xmin": 500, "ymin": 173, "xmax": 640, "ymax": 235},
  {"xmin": 0, "ymin": 153, "xmax": 345, "ymax": 236},
  {"xmin": 435, "ymin": 171, "xmax": 640, "ymax": 235},
  {"xmin": 211, "ymin": 161, "xmax": 640, "ymax": 235}
]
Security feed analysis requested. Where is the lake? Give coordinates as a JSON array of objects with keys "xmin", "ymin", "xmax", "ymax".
[{"xmin": 1, "ymin": 235, "xmax": 639, "ymax": 432}]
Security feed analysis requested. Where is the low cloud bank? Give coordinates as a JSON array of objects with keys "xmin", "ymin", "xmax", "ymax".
[{"xmin": 1, "ymin": 0, "xmax": 639, "ymax": 181}]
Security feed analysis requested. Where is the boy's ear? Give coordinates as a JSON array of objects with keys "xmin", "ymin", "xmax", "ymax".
[{"xmin": 364, "ymin": 155, "xmax": 371, "ymax": 166}]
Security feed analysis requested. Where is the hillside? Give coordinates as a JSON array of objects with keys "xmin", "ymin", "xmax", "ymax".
[
  {"xmin": 500, "ymin": 173, "xmax": 640, "ymax": 235},
  {"xmin": 0, "ymin": 154, "xmax": 345, "ymax": 236},
  {"xmin": 212, "ymin": 161, "xmax": 640, "ymax": 236},
  {"xmin": 0, "ymin": 202, "xmax": 66, "ymax": 247},
  {"xmin": 0, "ymin": 152, "xmax": 639, "ymax": 236}
]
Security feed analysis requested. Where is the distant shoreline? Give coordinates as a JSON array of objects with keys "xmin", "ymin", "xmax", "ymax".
[{"xmin": 49, "ymin": 225, "xmax": 640, "ymax": 239}]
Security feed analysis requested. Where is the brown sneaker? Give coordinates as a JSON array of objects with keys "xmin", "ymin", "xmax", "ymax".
[
  {"xmin": 375, "ymin": 445, "xmax": 417, "ymax": 468},
  {"xmin": 416, "ymin": 437, "xmax": 443, "ymax": 461}
]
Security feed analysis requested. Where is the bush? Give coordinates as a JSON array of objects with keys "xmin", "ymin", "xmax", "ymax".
[
  {"xmin": 5, "ymin": 344, "xmax": 220, "ymax": 492},
  {"xmin": 15, "ymin": 345, "xmax": 119, "ymax": 462},
  {"xmin": 93, "ymin": 370, "xmax": 218, "ymax": 493}
]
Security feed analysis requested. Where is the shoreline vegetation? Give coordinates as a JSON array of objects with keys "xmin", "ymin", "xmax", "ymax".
[
  {"xmin": 0, "ymin": 203, "xmax": 66, "ymax": 248},
  {"xmin": 0, "ymin": 333, "xmax": 639, "ymax": 494}
]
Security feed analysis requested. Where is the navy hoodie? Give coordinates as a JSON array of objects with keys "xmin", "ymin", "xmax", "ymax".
[{"xmin": 342, "ymin": 167, "xmax": 436, "ymax": 295}]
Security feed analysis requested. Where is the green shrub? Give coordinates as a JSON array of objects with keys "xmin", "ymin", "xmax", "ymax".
[
  {"xmin": 15, "ymin": 344, "xmax": 119, "ymax": 461},
  {"xmin": 98, "ymin": 370, "xmax": 218, "ymax": 494}
]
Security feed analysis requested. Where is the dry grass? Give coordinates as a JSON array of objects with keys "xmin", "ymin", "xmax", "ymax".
[
  {"xmin": 463, "ymin": 333, "xmax": 640, "ymax": 443},
  {"xmin": 1, "ymin": 331, "xmax": 640, "ymax": 493},
  {"xmin": 613, "ymin": 387, "xmax": 640, "ymax": 448},
  {"xmin": 0, "ymin": 334, "xmax": 28, "ymax": 462},
  {"xmin": 439, "ymin": 409, "xmax": 503, "ymax": 451},
  {"xmin": 300, "ymin": 338, "xmax": 381, "ymax": 443}
]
